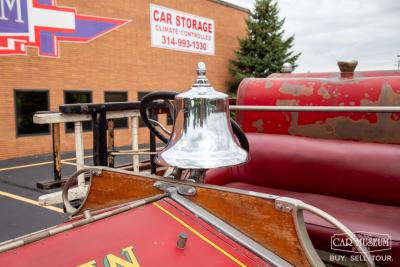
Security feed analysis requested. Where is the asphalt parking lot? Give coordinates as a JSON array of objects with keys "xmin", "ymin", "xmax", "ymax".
[{"xmin": 0, "ymin": 150, "xmax": 139, "ymax": 242}]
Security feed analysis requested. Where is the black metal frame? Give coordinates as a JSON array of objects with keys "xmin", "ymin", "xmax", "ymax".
[
  {"xmin": 36, "ymin": 101, "xmax": 168, "ymax": 189},
  {"xmin": 60, "ymin": 101, "xmax": 144, "ymax": 167},
  {"xmin": 63, "ymin": 90, "xmax": 93, "ymax": 133},
  {"xmin": 104, "ymin": 91, "xmax": 129, "ymax": 129},
  {"xmin": 137, "ymin": 91, "xmax": 151, "ymax": 127}
]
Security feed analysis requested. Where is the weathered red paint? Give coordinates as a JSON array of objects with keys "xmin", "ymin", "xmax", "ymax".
[
  {"xmin": 237, "ymin": 70, "xmax": 400, "ymax": 144},
  {"xmin": 269, "ymin": 70, "xmax": 400, "ymax": 79},
  {"xmin": 0, "ymin": 199, "xmax": 268, "ymax": 267}
]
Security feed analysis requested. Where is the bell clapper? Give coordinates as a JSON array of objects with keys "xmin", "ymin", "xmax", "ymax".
[
  {"xmin": 187, "ymin": 169, "xmax": 206, "ymax": 183},
  {"xmin": 170, "ymin": 169, "xmax": 205, "ymax": 183}
]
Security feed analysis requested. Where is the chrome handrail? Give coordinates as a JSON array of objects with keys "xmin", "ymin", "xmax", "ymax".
[
  {"xmin": 61, "ymin": 168, "xmax": 102, "ymax": 213},
  {"xmin": 276, "ymin": 197, "xmax": 375, "ymax": 267}
]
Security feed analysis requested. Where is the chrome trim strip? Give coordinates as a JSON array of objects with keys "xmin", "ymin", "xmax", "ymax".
[{"xmin": 0, "ymin": 193, "xmax": 167, "ymax": 253}]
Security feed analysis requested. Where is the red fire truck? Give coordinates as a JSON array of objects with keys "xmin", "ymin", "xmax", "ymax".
[{"xmin": 0, "ymin": 62, "xmax": 399, "ymax": 267}]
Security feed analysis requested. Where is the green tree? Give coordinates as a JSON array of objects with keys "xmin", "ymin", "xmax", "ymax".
[{"xmin": 228, "ymin": 0, "xmax": 301, "ymax": 93}]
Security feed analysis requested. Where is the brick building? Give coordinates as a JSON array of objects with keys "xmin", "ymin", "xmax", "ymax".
[{"xmin": 0, "ymin": 0, "xmax": 248, "ymax": 160}]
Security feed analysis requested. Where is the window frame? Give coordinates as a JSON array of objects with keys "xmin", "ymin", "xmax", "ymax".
[
  {"xmin": 104, "ymin": 91, "xmax": 128, "ymax": 102},
  {"xmin": 14, "ymin": 89, "xmax": 50, "ymax": 137}
]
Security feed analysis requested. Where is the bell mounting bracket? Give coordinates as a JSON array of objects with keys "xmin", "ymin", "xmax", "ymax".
[{"xmin": 153, "ymin": 181, "xmax": 196, "ymax": 196}]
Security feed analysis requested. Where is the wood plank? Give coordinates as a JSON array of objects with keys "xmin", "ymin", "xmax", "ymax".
[
  {"xmin": 77, "ymin": 170, "xmax": 159, "ymax": 212},
  {"xmin": 74, "ymin": 122, "xmax": 85, "ymax": 187},
  {"xmin": 33, "ymin": 111, "xmax": 139, "ymax": 124},
  {"xmin": 188, "ymin": 187, "xmax": 311, "ymax": 267},
  {"xmin": 52, "ymin": 123, "xmax": 61, "ymax": 181}
]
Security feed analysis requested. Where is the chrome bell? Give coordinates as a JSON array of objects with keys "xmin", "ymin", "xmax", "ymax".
[{"xmin": 156, "ymin": 62, "xmax": 248, "ymax": 169}]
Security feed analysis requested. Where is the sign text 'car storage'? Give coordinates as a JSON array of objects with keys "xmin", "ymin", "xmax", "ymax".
[{"xmin": 150, "ymin": 4, "xmax": 215, "ymax": 55}]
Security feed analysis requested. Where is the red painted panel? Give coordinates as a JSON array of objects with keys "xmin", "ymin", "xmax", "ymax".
[{"xmin": 0, "ymin": 199, "xmax": 269, "ymax": 267}]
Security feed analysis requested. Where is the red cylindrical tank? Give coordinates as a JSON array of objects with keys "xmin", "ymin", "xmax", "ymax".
[{"xmin": 236, "ymin": 70, "xmax": 400, "ymax": 144}]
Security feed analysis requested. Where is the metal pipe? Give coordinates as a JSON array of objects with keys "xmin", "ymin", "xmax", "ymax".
[
  {"xmin": 0, "ymin": 193, "xmax": 167, "ymax": 253},
  {"xmin": 92, "ymin": 111, "xmax": 108, "ymax": 166},
  {"xmin": 230, "ymin": 105, "xmax": 400, "ymax": 113},
  {"xmin": 74, "ymin": 121, "xmax": 85, "ymax": 187},
  {"xmin": 107, "ymin": 119, "xmax": 115, "ymax": 168},
  {"xmin": 149, "ymin": 110, "xmax": 157, "ymax": 174},
  {"xmin": 111, "ymin": 148, "xmax": 162, "ymax": 153},
  {"xmin": 131, "ymin": 116, "xmax": 139, "ymax": 172},
  {"xmin": 109, "ymin": 151, "xmax": 158, "ymax": 156}
]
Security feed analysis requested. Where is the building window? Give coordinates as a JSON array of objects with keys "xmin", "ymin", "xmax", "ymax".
[
  {"xmin": 104, "ymin": 91, "xmax": 128, "ymax": 128},
  {"xmin": 64, "ymin": 91, "xmax": 92, "ymax": 132},
  {"xmin": 14, "ymin": 90, "xmax": 50, "ymax": 136}
]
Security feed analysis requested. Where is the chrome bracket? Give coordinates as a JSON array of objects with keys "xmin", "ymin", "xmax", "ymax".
[
  {"xmin": 275, "ymin": 200, "xmax": 294, "ymax": 213},
  {"xmin": 153, "ymin": 181, "xmax": 196, "ymax": 196}
]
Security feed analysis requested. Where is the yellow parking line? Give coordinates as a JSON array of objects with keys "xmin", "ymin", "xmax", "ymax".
[
  {"xmin": 0, "ymin": 161, "xmax": 53, "ymax": 172},
  {"xmin": 0, "ymin": 155, "xmax": 92, "ymax": 172},
  {"xmin": 63, "ymin": 155, "xmax": 93, "ymax": 162},
  {"xmin": 0, "ymin": 190, "xmax": 64, "ymax": 213},
  {"xmin": 61, "ymin": 161, "xmax": 90, "ymax": 168}
]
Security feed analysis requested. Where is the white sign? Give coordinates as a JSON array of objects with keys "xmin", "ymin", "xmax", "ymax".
[{"xmin": 150, "ymin": 4, "xmax": 215, "ymax": 55}]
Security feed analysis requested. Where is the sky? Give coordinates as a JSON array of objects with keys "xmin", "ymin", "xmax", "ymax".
[{"xmin": 225, "ymin": 0, "xmax": 400, "ymax": 72}]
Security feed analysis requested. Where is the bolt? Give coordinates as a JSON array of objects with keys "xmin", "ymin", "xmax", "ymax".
[
  {"xmin": 177, "ymin": 232, "xmax": 188, "ymax": 249},
  {"xmin": 83, "ymin": 210, "xmax": 92, "ymax": 219},
  {"xmin": 285, "ymin": 207, "xmax": 293, "ymax": 213},
  {"xmin": 187, "ymin": 187, "xmax": 195, "ymax": 195}
]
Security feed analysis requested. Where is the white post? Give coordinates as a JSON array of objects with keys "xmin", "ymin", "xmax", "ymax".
[
  {"xmin": 131, "ymin": 116, "xmax": 139, "ymax": 172},
  {"xmin": 74, "ymin": 121, "xmax": 85, "ymax": 187}
]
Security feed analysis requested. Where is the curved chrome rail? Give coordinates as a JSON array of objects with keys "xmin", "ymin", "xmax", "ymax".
[
  {"xmin": 62, "ymin": 168, "xmax": 102, "ymax": 213},
  {"xmin": 148, "ymin": 118, "xmax": 172, "ymax": 135},
  {"xmin": 275, "ymin": 197, "xmax": 375, "ymax": 267}
]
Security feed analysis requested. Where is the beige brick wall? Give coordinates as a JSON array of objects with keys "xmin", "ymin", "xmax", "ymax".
[{"xmin": 0, "ymin": 0, "xmax": 248, "ymax": 160}]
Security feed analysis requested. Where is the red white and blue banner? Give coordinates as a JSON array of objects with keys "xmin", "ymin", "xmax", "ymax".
[{"xmin": 0, "ymin": 0, "xmax": 129, "ymax": 57}]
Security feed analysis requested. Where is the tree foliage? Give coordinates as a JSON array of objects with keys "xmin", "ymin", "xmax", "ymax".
[{"xmin": 228, "ymin": 0, "xmax": 301, "ymax": 93}]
